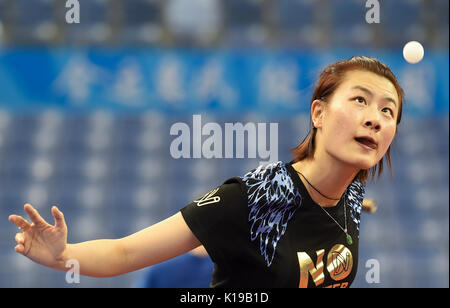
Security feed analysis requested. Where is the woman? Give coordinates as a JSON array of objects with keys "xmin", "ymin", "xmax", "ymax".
[{"xmin": 9, "ymin": 56, "xmax": 404, "ymax": 288}]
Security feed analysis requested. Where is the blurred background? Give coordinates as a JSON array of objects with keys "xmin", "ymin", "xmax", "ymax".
[{"xmin": 0, "ymin": 0, "xmax": 448, "ymax": 288}]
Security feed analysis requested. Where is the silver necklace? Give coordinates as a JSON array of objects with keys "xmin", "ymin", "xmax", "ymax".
[{"xmin": 297, "ymin": 171, "xmax": 353, "ymax": 245}]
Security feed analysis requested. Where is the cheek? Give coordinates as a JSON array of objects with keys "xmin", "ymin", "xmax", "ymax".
[
  {"xmin": 324, "ymin": 109, "xmax": 357, "ymax": 141},
  {"xmin": 378, "ymin": 125, "xmax": 397, "ymax": 155}
]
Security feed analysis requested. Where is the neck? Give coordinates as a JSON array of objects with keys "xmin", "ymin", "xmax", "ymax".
[{"xmin": 292, "ymin": 154, "xmax": 359, "ymax": 207}]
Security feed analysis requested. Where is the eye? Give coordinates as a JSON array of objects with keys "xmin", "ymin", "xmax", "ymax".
[
  {"xmin": 354, "ymin": 96, "xmax": 366, "ymax": 104},
  {"xmin": 382, "ymin": 107, "xmax": 394, "ymax": 117}
]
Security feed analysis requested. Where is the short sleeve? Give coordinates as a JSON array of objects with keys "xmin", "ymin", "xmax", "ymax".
[{"xmin": 180, "ymin": 177, "xmax": 248, "ymax": 271}]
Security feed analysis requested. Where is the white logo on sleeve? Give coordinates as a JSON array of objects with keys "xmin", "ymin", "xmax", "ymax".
[{"xmin": 194, "ymin": 187, "xmax": 221, "ymax": 207}]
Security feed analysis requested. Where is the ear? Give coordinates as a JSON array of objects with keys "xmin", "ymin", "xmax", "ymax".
[{"xmin": 311, "ymin": 99, "xmax": 325, "ymax": 129}]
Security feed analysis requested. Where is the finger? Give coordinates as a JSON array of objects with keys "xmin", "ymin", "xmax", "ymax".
[
  {"xmin": 15, "ymin": 244, "xmax": 25, "ymax": 254},
  {"xmin": 362, "ymin": 199, "xmax": 378, "ymax": 214},
  {"xmin": 24, "ymin": 203, "xmax": 48, "ymax": 227},
  {"xmin": 369, "ymin": 201, "xmax": 378, "ymax": 214},
  {"xmin": 15, "ymin": 233, "xmax": 24, "ymax": 244},
  {"xmin": 8, "ymin": 215, "xmax": 31, "ymax": 231},
  {"xmin": 52, "ymin": 206, "xmax": 66, "ymax": 229}
]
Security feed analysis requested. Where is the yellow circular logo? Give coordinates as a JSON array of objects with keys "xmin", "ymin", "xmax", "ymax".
[{"xmin": 326, "ymin": 244, "xmax": 353, "ymax": 281}]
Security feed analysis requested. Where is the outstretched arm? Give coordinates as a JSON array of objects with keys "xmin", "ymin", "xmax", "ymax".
[
  {"xmin": 116, "ymin": 211, "xmax": 201, "ymax": 276},
  {"xmin": 9, "ymin": 204, "xmax": 201, "ymax": 278}
]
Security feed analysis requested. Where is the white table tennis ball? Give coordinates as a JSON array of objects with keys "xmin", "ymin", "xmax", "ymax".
[{"xmin": 403, "ymin": 41, "xmax": 424, "ymax": 64}]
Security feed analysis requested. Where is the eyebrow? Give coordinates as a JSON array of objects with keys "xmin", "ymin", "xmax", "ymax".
[{"xmin": 351, "ymin": 85, "xmax": 397, "ymax": 107}]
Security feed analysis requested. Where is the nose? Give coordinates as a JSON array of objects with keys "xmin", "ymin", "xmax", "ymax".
[
  {"xmin": 363, "ymin": 108, "xmax": 382, "ymax": 131},
  {"xmin": 364, "ymin": 120, "xmax": 380, "ymax": 131},
  {"xmin": 364, "ymin": 121, "xmax": 381, "ymax": 131}
]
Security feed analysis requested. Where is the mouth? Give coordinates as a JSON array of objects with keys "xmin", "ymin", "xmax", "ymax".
[{"xmin": 354, "ymin": 136, "xmax": 378, "ymax": 150}]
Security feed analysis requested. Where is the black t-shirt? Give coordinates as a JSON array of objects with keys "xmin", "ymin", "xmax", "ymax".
[{"xmin": 180, "ymin": 161, "xmax": 365, "ymax": 288}]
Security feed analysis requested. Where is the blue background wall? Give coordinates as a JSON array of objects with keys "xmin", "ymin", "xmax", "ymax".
[{"xmin": 0, "ymin": 49, "xmax": 448, "ymax": 288}]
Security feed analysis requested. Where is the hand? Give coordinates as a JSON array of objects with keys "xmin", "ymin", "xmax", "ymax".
[
  {"xmin": 8, "ymin": 204, "xmax": 68, "ymax": 268},
  {"xmin": 362, "ymin": 198, "xmax": 378, "ymax": 214}
]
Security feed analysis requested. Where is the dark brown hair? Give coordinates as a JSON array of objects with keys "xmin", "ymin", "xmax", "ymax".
[{"xmin": 289, "ymin": 56, "xmax": 405, "ymax": 184}]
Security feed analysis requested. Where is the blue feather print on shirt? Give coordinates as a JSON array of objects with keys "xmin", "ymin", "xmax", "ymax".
[
  {"xmin": 240, "ymin": 161, "xmax": 366, "ymax": 267},
  {"xmin": 345, "ymin": 179, "xmax": 365, "ymax": 235},
  {"xmin": 240, "ymin": 162, "xmax": 303, "ymax": 267}
]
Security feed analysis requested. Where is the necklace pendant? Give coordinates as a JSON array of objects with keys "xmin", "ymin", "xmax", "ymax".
[{"xmin": 346, "ymin": 234, "xmax": 353, "ymax": 245}]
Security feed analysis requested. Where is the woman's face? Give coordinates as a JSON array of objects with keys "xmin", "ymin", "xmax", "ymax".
[{"xmin": 313, "ymin": 70, "xmax": 399, "ymax": 170}]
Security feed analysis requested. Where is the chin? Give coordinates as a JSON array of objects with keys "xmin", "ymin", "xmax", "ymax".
[
  {"xmin": 348, "ymin": 157, "xmax": 377, "ymax": 171},
  {"xmin": 329, "ymin": 149, "xmax": 378, "ymax": 171},
  {"xmin": 360, "ymin": 161, "xmax": 378, "ymax": 171}
]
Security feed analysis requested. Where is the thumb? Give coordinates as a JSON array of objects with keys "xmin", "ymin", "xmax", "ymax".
[{"xmin": 52, "ymin": 206, "xmax": 66, "ymax": 229}]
